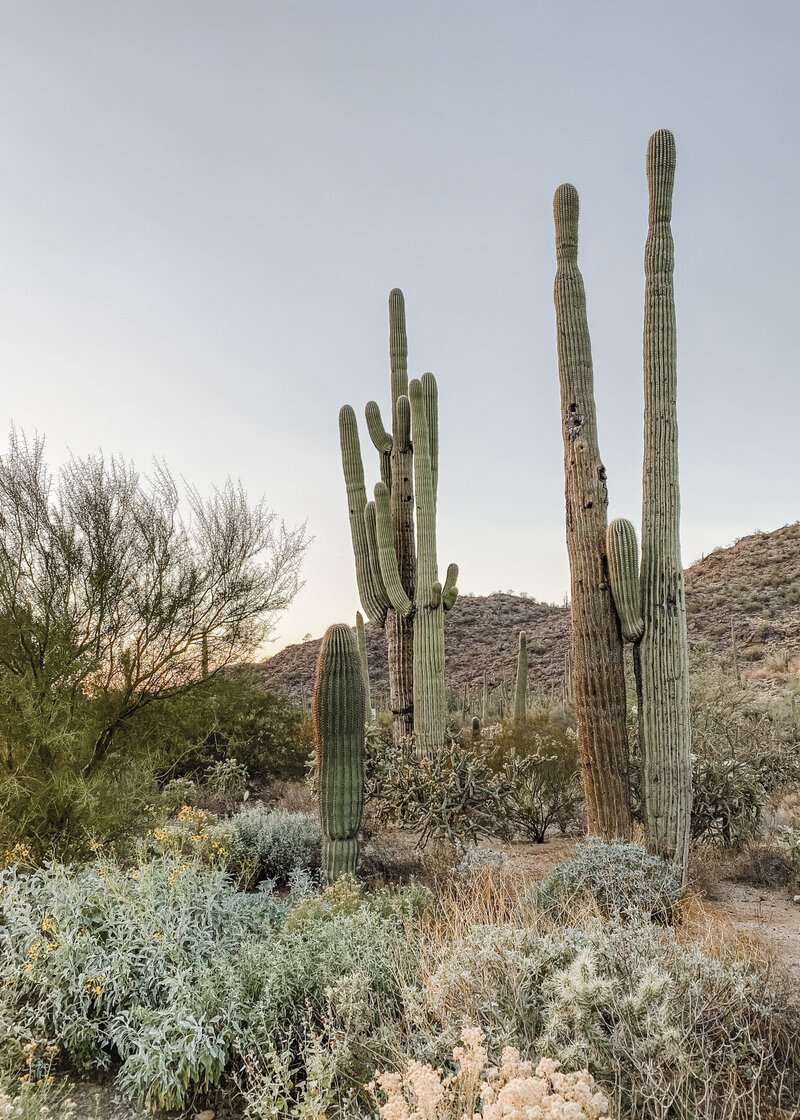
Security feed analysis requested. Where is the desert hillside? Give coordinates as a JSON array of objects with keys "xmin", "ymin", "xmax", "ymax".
[{"xmin": 257, "ymin": 522, "xmax": 800, "ymax": 704}]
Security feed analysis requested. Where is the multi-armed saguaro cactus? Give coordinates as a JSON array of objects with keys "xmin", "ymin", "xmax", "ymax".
[
  {"xmin": 339, "ymin": 290, "xmax": 416, "ymax": 745},
  {"xmin": 340, "ymin": 291, "xmax": 458, "ymax": 757},
  {"xmin": 606, "ymin": 130, "xmax": 691, "ymax": 870},
  {"xmin": 314, "ymin": 623, "xmax": 366, "ymax": 883},
  {"xmin": 553, "ymin": 184, "xmax": 633, "ymax": 840},
  {"xmin": 514, "ymin": 631, "xmax": 528, "ymax": 724},
  {"xmin": 374, "ymin": 373, "xmax": 458, "ymax": 758},
  {"xmin": 355, "ymin": 610, "xmax": 371, "ymax": 716}
]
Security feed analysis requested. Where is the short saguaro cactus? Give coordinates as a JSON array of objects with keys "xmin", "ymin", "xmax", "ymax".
[{"xmin": 314, "ymin": 623, "xmax": 366, "ymax": 883}]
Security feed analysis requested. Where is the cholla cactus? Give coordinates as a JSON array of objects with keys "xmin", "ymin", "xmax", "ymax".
[{"xmin": 314, "ymin": 623, "xmax": 365, "ymax": 882}]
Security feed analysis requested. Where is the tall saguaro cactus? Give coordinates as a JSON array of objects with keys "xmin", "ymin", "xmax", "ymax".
[
  {"xmin": 639, "ymin": 129, "xmax": 692, "ymax": 867},
  {"xmin": 339, "ymin": 290, "xmax": 415, "ymax": 744},
  {"xmin": 553, "ymin": 184, "xmax": 633, "ymax": 839},
  {"xmin": 314, "ymin": 623, "xmax": 366, "ymax": 883},
  {"xmin": 374, "ymin": 372, "xmax": 458, "ymax": 758},
  {"xmin": 514, "ymin": 631, "xmax": 528, "ymax": 724},
  {"xmin": 340, "ymin": 291, "xmax": 457, "ymax": 755}
]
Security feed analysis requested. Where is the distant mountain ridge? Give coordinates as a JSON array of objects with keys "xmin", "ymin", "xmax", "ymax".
[{"xmin": 256, "ymin": 523, "xmax": 800, "ymax": 704}]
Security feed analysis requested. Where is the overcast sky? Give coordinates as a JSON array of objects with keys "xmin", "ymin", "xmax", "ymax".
[{"xmin": 1, "ymin": 1, "xmax": 797, "ymax": 652}]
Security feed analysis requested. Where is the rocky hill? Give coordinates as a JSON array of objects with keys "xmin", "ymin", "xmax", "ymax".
[{"xmin": 257, "ymin": 522, "xmax": 800, "ymax": 706}]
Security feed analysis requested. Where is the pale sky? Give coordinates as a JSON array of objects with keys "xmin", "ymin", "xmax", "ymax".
[{"xmin": 1, "ymin": 1, "xmax": 797, "ymax": 651}]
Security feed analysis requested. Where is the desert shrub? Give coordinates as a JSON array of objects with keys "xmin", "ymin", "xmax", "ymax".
[
  {"xmin": 488, "ymin": 719, "xmax": 583, "ymax": 842},
  {"xmin": 203, "ymin": 756, "xmax": 250, "ymax": 798},
  {"xmin": 0, "ymin": 854, "xmax": 290, "ymax": 1108},
  {"xmin": 217, "ymin": 805, "xmax": 321, "ymax": 885},
  {"xmin": 141, "ymin": 803, "xmax": 321, "ymax": 886},
  {"xmin": 398, "ymin": 887, "xmax": 799, "ymax": 1119},
  {"xmin": 367, "ymin": 1027, "xmax": 609, "ymax": 1119},
  {"xmin": 690, "ymin": 755, "xmax": 763, "ymax": 847},
  {"xmin": 143, "ymin": 672, "xmax": 314, "ymax": 787},
  {"xmin": 283, "ymin": 877, "xmax": 434, "ymax": 933},
  {"xmin": 366, "ymin": 733, "xmax": 508, "ymax": 849},
  {"xmin": 687, "ymin": 657, "xmax": 800, "ymax": 847},
  {"xmin": 535, "ymin": 839, "xmax": 682, "ymax": 921}
]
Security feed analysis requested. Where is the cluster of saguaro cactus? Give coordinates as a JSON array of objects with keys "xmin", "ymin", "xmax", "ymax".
[
  {"xmin": 553, "ymin": 129, "xmax": 691, "ymax": 870},
  {"xmin": 339, "ymin": 290, "xmax": 458, "ymax": 757},
  {"xmin": 514, "ymin": 631, "xmax": 528, "ymax": 724},
  {"xmin": 314, "ymin": 623, "xmax": 366, "ymax": 883}
]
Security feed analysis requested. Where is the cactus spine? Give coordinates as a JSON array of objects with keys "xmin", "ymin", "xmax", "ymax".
[
  {"xmin": 553, "ymin": 183, "xmax": 633, "ymax": 840},
  {"xmin": 314, "ymin": 623, "xmax": 366, "ymax": 883},
  {"xmin": 339, "ymin": 290, "xmax": 415, "ymax": 744},
  {"xmin": 514, "ymin": 631, "xmax": 528, "ymax": 724},
  {"xmin": 355, "ymin": 610, "xmax": 371, "ymax": 715}
]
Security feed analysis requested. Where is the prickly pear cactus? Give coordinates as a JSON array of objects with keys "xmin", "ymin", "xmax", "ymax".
[{"xmin": 314, "ymin": 623, "xmax": 366, "ymax": 883}]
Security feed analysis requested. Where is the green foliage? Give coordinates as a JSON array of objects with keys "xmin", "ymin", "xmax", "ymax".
[
  {"xmin": 283, "ymin": 876, "xmax": 433, "ymax": 933},
  {"xmin": 217, "ymin": 805, "xmax": 321, "ymax": 886},
  {"xmin": 688, "ymin": 657, "xmax": 800, "ymax": 847},
  {"xmin": 536, "ymin": 839, "xmax": 682, "ymax": 921},
  {"xmin": 366, "ymin": 731, "xmax": 507, "ymax": 849},
  {"xmin": 488, "ymin": 719, "xmax": 583, "ymax": 843},
  {"xmin": 690, "ymin": 756, "xmax": 763, "ymax": 847},
  {"xmin": 144, "ymin": 672, "xmax": 314, "ymax": 787},
  {"xmin": 0, "ymin": 433, "xmax": 308, "ymax": 856}
]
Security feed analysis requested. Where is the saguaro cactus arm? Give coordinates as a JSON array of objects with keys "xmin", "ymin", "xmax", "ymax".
[
  {"xmin": 607, "ymin": 519, "xmax": 645, "ymax": 642},
  {"xmin": 374, "ymin": 482, "xmax": 413, "ymax": 617},
  {"xmin": 442, "ymin": 563, "xmax": 459, "ymax": 610},
  {"xmin": 339, "ymin": 405, "xmax": 389, "ymax": 626},
  {"xmin": 314, "ymin": 623, "xmax": 366, "ymax": 882},
  {"xmin": 355, "ymin": 610, "xmax": 371, "ymax": 714}
]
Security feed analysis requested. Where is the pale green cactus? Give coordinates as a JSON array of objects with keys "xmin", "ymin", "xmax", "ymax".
[
  {"xmin": 355, "ymin": 610, "xmax": 371, "ymax": 716},
  {"xmin": 338, "ymin": 290, "xmax": 415, "ymax": 744},
  {"xmin": 578, "ymin": 130, "xmax": 691, "ymax": 871},
  {"xmin": 373, "ymin": 372, "xmax": 458, "ymax": 758},
  {"xmin": 314, "ymin": 623, "xmax": 366, "ymax": 883},
  {"xmin": 514, "ymin": 631, "xmax": 528, "ymax": 724}
]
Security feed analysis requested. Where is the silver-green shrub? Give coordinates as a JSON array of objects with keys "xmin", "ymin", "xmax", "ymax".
[
  {"xmin": 216, "ymin": 805, "xmax": 321, "ymax": 885},
  {"xmin": 535, "ymin": 839, "xmax": 682, "ymax": 921}
]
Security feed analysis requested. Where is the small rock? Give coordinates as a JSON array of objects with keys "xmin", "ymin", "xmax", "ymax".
[
  {"xmin": 793, "ymin": 895, "xmax": 800, "ymax": 904},
  {"xmin": 194, "ymin": 1111, "xmax": 215, "ymax": 1120}
]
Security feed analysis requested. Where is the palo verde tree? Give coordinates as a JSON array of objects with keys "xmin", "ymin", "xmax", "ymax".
[{"xmin": 0, "ymin": 430, "xmax": 308, "ymax": 848}]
